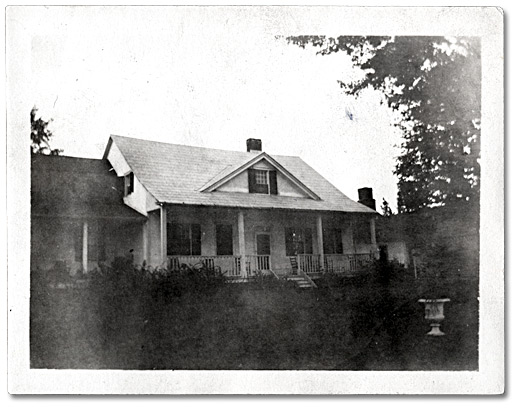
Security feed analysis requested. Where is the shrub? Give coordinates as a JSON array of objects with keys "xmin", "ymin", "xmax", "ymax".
[
  {"xmin": 414, "ymin": 242, "xmax": 478, "ymax": 299},
  {"xmin": 86, "ymin": 258, "xmax": 226, "ymax": 305}
]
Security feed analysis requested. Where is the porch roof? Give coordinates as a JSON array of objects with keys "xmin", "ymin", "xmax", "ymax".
[{"xmin": 107, "ymin": 135, "xmax": 377, "ymax": 214}]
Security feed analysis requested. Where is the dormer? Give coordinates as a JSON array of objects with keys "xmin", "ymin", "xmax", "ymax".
[
  {"xmin": 200, "ymin": 149, "xmax": 320, "ymax": 200},
  {"xmin": 248, "ymin": 168, "xmax": 277, "ymax": 195}
]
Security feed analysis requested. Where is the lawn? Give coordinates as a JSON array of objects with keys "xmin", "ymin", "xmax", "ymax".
[{"xmin": 30, "ymin": 272, "xmax": 478, "ymax": 370}]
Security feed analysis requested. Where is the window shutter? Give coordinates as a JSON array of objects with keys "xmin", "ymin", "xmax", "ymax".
[
  {"xmin": 191, "ymin": 224, "xmax": 202, "ymax": 255},
  {"xmin": 124, "ymin": 172, "xmax": 134, "ymax": 196},
  {"xmin": 269, "ymin": 170, "xmax": 278, "ymax": 195},
  {"xmin": 323, "ymin": 227, "xmax": 331, "ymax": 255},
  {"xmin": 166, "ymin": 223, "xmax": 176, "ymax": 255},
  {"xmin": 129, "ymin": 172, "xmax": 134, "ymax": 194},
  {"xmin": 335, "ymin": 228, "xmax": 343, "ymax": 254},
  {"xmin": 304, "ymin": 228, "xmax": 313, "ymax": 254},
  {"xmin": 248, "ymin": 169, "xmax": 256, "ymax": 193}
]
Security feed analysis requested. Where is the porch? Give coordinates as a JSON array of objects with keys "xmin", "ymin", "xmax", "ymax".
[
  {"xmin": 167, "ymin": 253, "xmax": 376, "ymax": 279},
  {"xmin": 155, "ymin": 205, "xmax": 378, "ymax": 280}
]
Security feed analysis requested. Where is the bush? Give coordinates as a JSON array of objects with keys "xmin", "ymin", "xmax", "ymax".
[
  {"xmin": 414, "ymin": 242, "xmax": 479, "ymax": 299},
  {"xmin": 87, "ymin": 258, "xmax": 227, "ymax": 303}
]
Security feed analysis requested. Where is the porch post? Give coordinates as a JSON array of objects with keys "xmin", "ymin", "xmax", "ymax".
[
  {"xmin": 238, "ymin": 210, "xmax": 246, "ymax": 277},
  {"xmin": 316, "ymin": 214, "xmax": 324, "ymax": 271},
  {"xmin": 160, "ymin": 205, "xmax": 167, "ymax": 266},
  {"xmin": 82, "ymin": 220, "xmax": 88, "ymax": 274},
  {"xmin": 142, "ymin": 220, "xmax": 148, "ymax": 266}
]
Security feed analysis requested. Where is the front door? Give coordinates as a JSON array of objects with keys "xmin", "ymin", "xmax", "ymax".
[{"xmin": 256, "ymin": 233, "xmax": 271, "ymax": 270}]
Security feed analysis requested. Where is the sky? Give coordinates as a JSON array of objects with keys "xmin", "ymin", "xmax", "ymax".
[{"xmin": 26, "ymin": 6, "xmax": 403, "ymax": 211}]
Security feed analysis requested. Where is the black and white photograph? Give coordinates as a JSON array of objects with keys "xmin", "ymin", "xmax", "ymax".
[{"xmin": 6, "ymin": 5, "xmax": 504, "ymax": 394}]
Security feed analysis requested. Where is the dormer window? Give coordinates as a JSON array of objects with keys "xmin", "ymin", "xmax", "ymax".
[
  {"xmin": 124, "ymin": 172, "xmax": 134, "ymax": 196},
  {"xmin": 248, "ymin": 169, "xmax": 278, "ymax": 195},
  {"xmin": 255, "ymin": 169, "xmax": 268, "ymax": 186}
]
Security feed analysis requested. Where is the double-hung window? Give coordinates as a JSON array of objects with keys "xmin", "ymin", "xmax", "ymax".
[
  {"xmin": 248, "ymin": 169, "xmax": 278, "ymax": 195},
  {"xmin": 167, "ymin": 223, "xmax": 201, "ymax": 256}
]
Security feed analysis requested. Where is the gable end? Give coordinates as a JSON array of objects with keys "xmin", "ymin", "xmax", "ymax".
[{"xmin": 201, "ymin": 153, "xmax": 321, "ymax": 200}]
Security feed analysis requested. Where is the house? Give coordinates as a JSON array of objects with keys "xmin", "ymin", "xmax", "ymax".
[
  {"xmin": 377, "ymin": 202, "xmax": 479, "ymax": 278},
  {"xmin": 31, "ymin": 154, "xmax": 146, "ymax": 274},
  {"xmin": 31, "ymin": 136, "xmax": 379, "ymax": 279}
]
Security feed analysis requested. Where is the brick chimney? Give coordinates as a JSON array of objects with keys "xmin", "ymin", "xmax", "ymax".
[
  {"xmin": 246, "ymin": 138, "xmax": 262, "ymax": 152},
  {"xmin": 358, "ymin": 187, "xmax": 376, "ymax": 210}
]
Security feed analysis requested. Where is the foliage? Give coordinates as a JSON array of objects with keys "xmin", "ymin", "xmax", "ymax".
[
  {"xmin": 31, "ymin": 260, "xmax": 478, "ymax": 370},
  {"xmin": 30, "ymin": 107, "xmax": 62, "ymax": 155},
  {"xmin": 380, "ymin": 198, "xmax": 393, "ymax": 216},
  {"xmin": 285, "ymin": 36, "xmax": 480, "ymax": 213},
  {"xmin": 415, "ymin": 242, "xmax": 468, "ymax": 298},
  {"xmin": 88, "ymin": 258, "xmax": 227, "ymax": 302}
]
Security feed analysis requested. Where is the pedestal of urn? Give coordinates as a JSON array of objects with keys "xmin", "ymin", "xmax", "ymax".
[{"xmin": 418, "ymin": 298, "xmax": 450, "ymax": 336}]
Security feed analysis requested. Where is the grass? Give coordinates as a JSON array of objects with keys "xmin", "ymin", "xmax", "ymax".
[{"xmin": 30, "ymin": 272, "xmax": 478, "ymax": 370}]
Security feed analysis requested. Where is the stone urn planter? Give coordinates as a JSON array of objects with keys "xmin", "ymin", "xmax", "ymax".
[{"xmin": 418, "ymin": 298, "xmax": 450, "ymax": 336}]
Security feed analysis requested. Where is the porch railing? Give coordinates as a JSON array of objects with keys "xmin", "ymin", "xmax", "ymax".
[
  {"xmin": 325, "ymin": 253, "xmax": 374, "ymax": 273},
  {"xmin": 324, "ymin": 254, "xmax": 349, "ymax": 273},
  {"xmin": 297, "ymin": 254, "xmax": 322, "ymax": 274},
  {"xmin": 245, "ymin": 255, "xmax": 271, "ymax": 275},
  {"xmin": 347, "ymin": 253, "xmax": 374, "ymax": 272},
  {"xmin": 297, "ymin": 253, "xmax": 376, "ymax": 274},
  {"xmin": 167, "ymin": 252, "xmax": 375, "ymax": 277},
  {"xmin": 167, "ymin": 255, "xmax": 241, "ymax": 277}
]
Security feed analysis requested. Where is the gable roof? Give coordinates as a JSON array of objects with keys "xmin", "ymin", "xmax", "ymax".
[
  {"xmin": 200, "ymin": 151, "xmax": 320, "ymax": 200},
  {"xmin": 31, "ymin": 154, "xmax": 145, "ymax": 219},
  {"xmin": 104, "ymin": 135, "xmax": 376, "ymax": 214}
]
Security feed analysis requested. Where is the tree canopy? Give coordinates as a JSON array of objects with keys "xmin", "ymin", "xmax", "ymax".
[
  {"xmin": 31, "ymin": 107, "xmax": 62, "ymax": 156},
  {"xmin": 286, "ymin": 36, "xmax": 480, "ymax": 213}
]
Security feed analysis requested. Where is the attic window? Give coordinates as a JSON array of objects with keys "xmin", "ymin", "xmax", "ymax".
[
  {"xmin": 124, "ymin": 172, "xmax": 134, "ymax": 196},
  {"xmin": 248, "ymin": 169, "xmax": 278, "ymax": 195},
  {"xmin": 255, "ymin": 170, "xmax": 268, "ymax": 185}
]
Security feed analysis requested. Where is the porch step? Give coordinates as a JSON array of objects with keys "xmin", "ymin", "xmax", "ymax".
[{"xmin": 286, "ymin": 275, "xmax": 315, "ymax": 289}]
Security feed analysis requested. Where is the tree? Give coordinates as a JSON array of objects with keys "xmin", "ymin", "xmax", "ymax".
[
  {"xmin": 286, "ymin": 36, "xmax": 480, "ymax": 213},
  {"xmin": 31, "ymin": 107, "xmax": 62, "ymax": 155},
  {"xmin": 380, "ymin": 198, "xmax": 393, "ymax": 217}
]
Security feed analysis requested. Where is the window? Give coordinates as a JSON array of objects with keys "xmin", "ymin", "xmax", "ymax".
[
  {"xmin": 167, "ymin": 223, "xmax": 201, "ymax": 256},
  {"xmin": 285, "ymin": 227, "xmax": 313, "ymax": 256},
  {"xmin": 248, "ymin": 169, "xmax": 278, "ymax": 195},
  {"xmin": 124, "ymin": 172, "xmax": 134, "ymax": 196},
  {"xmin": 255, "ymin": 170, "xmax": 268, "ymax": 185},
  {"xmin": 323, "ymin": 227, "xmax": 343, "ymax": 254},
  {"xmin": 354, "ymin": 220, "xmax": 372, "ymax": 245},
  {"xmin": 216, "ymin": 224, "xmax": 233, "ymax": 255}
]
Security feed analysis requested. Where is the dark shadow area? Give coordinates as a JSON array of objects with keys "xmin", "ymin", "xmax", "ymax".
[{"xmin": 30, "ymin": 259, "xmax": 478, "ymax": 370}]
